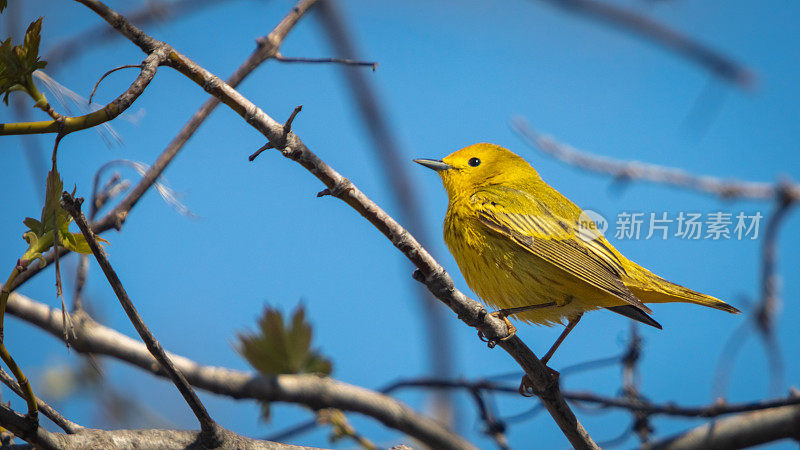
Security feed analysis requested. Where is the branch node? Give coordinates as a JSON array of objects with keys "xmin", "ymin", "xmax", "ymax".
[{"xmin": 249, "ymin": 143, "xmax": 274, "ymax": 161}]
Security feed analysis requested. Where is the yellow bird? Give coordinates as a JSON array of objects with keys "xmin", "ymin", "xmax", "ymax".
[{"xmin": 415, "ymin": 143, "xmax": 739, "ymax": 365}]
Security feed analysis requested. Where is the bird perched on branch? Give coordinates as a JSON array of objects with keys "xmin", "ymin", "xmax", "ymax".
[{"xmin": 415, "ymin": 143, "xmax": 739, "ymax": 386}]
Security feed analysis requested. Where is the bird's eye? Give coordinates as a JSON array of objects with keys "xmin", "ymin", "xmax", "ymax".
[{"xmin": 468, "ymin": 157, "xmax": 481, "ymax": 167}]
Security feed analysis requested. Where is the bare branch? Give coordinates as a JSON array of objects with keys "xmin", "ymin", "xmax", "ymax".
[
  {"xmin": 60, "ymin": 193, "xmax": 219, "ymax": 444},
  {"xmin": 4, "ymin": 292, "xmax": 475, "ymax": 450},
  {"xmin": 275, "ymin": 53, "xmax": 377, "ymax": 70},
  {"xmin": 528, "ymin": 0, "xmax": 755, "ymax": 88},
  {"xmin": 44, "ymin": 0, "xmax": 241, "ymax": 70},
  {"xmin": 88, "ymin": 64, "xmax": 143, "ymax": 104},
  {"xmin": 512, "ymin": 117, "xmax": 800, "ymax": 201},
  {"xmin": 645, "ymin": 404, "xmax": 800, "ymax": 450},
  {"xmin": 316, "ymin": 0, "xmax": 457, "ymax": 426},
  {"xmin": 0, "ymin": 50, "xmax": 169, "ymax": 136},
  {"xmin": 6, "ymin": 0, "xmax": 321, "ymax": 293},
  {"xmin": 0, "ymin": 368, "xmax": 82, "ymax": 434},
  {"xmin": 0, "ymin": 401, "xmax": 308, "ymax": 450},
  {"xmin": 75, "ymin": 0, "xmax": 597, "ymax": 446}
]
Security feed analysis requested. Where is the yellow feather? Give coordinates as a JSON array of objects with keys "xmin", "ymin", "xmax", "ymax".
[{"xmin": 420, "ymin": 143, "xmax": 739, "ymax": 327}]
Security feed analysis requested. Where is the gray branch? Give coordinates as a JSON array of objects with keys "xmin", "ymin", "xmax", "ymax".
[
  {"xmin": 4, "ymin": 292, "xmax": 474, "ymax": 450},
  {"xmin": 72, "ymin": 0, "xmax": 596, "ymax": 446},
  {"xmin": 0, "ymin": 401, "xmax": 313, "ymax": 450},
  {"xmin": 645, "ymin": 403, "xmax": 800, "ymax": 450}
]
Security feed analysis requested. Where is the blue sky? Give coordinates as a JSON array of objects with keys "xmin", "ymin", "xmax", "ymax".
[{"xmin": 2, "ymin": 0, "xmax": 799, "ymax": 448}]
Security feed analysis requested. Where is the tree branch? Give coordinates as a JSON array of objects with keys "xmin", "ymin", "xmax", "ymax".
[
  {"xmin": 0, "ymin": 401, "xmax": 309, "ymax": 450},
  {"xmin": 529, "ymin": 0, "xmax": 754, "ymax": 88},
  {"xmin": 0, "ymin": 368, "xmax": 82, "ymax": 434},
  {"xmin": 645, "ymin": 404, "xmax": 800, "ymax": 450},
  {"xmin": 4, "ymin": 0, "xmax": 321, "ymax": 293},
  {"xmin": 512, "ymin": 117, "xmax": 800, "ymax": 201},
  {"xmin": 72, "ymin": 0, "xmax": 597, "ymax": 446},
  {"xmin": 0, "ymin": 49, "xmax": 169, "ymax": 136},
  {"xmin": 60, "ymin": 193, "xmax": 219, "ymax": 444},
  {"xmin": 4, "ymin": 292, "xmax": 475, "ymax": 450},
  {"xmin": 315, "ymin": 0, "xmax": 456, "ymax": 426}
]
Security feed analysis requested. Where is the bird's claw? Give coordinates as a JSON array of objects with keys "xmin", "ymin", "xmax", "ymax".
[{"xmin": 477, "ymin": 311, "xmax": 517, "ymax": 348}]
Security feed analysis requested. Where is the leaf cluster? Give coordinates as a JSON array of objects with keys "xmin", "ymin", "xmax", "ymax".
[
  {"xmin": 238, "ymin": 305, "xmax": 332, "ymax": 420},
  {"xmin": 0, "ymin": 17, "xmax": 47, "ymax": 105},
  {"xmin": 22, "ymin": 169, "xmax": 105, "ymax": 267}
]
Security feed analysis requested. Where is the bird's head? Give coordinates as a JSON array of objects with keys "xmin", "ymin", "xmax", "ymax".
[{"xmin": 414, "ymin": 143, "xmax": 540, "ymax": 200}]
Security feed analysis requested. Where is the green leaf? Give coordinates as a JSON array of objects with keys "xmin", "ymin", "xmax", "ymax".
[
  {"xmin": 0, "ymin": 17, "xmax": 47, "ymax": 105},
  {"xmin": 21, "ymin": 169, "xmax": 108, "ymax": 264},
  {"xmin": 237, "ymin": 304, "xmax": 332, "ymax": 377},
  {"xmin": 0, "ymin": 1, "xmax": 7, "ymax": 14}
]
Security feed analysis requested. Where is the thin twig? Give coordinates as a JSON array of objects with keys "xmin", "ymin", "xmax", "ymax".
[
  {"xmin": 0, "ymin": 368, "xmax": 82, "ymax": 434},
  {"xmin": 512, "ymin": 117, "xmax": 800, "ymax": 201},
  {"xmin": 383, "ymin": 376, "xmax": 800, "ymax": 419},
  {"xmin": 6, "ymin": 0, "xmax": 322, "ymax": 294},
  {"xmin": 528, "ymin": 0, "xmax": 755, "ymax": 88},
  {"xmin": 44, "ymin": 0, "xmax": 241, "ymax": 70},
  {"xmin": 59, "ymin": 193, "xmax": 220, "ymax": 445},
  {"xmin": 88, "ymin": 64, "xmax": 143, "ymax": 104},
  {"xmin": 0, "ymin": 50, "xmax": 168, "ymax": 136},
  {"xmin": 4, "ymin": 292, "xmax": 474, "ymax": 450},
  {"xmin": 275, "ymin": 53, "xmax": 377, "ymax": 70}
]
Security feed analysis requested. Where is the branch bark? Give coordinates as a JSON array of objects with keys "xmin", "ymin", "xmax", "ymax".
[
  {"xmin": 0, "ymin": 401, "xmax": 312, "ymax": 450},
  {"xmin": 645, "ymin": 404, "xmax": 800, "ymax": 450},
  {"xmin": 4, "ymin": 0, "xmax": 320, "ymax": 293},
  {"xmin": 0, "ymin": 48, "xmax": 169, "ymax": 136},
  {"xmin": 73, "ymin": 1, "xmax": 597, "ymax": 447},
  {"xmin": 60, "ymin": 193, "xmax": 219, "ymax": 444},
  {"xmin": 4, "ymin": 292, "xmax": 474, "ymax": 450},
  {"xmin": 315, "ymin": 0, "xmax": 456, "ymax": 426},
  {"xmin": 512, "ymin": 117, "xmax": 800, "ymax": 201}
]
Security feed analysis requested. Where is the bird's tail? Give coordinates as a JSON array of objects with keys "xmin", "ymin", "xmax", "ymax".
[
  {"xmin": 623, "ymin": 262, "xmax": 740, "ymax": 314},
  {"xmin": 629, "ymin": 282, "xmax": 740, "ymax": 313}
]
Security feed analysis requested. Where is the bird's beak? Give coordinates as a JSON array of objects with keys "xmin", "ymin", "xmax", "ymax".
[{"xmin": 413, "ymin": 159, "xmax": 452, "ymax": 171}]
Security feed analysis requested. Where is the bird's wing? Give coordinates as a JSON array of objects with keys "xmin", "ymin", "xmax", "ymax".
[{"xmin": 472, "ymin": 188, "xmax": 651, "ymax": 313}]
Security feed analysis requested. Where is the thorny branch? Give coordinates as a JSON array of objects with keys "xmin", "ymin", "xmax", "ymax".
[
  {"xmin": 44, "ymin": 0, "xmax": 241, "ymax": 70},
  {"xmin": 73, "ymin": 0, "xmax": 597, "ymax": 447}
]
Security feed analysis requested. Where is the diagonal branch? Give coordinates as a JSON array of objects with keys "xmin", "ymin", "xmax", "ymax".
[
  {"xmin": 316, "ymin": 0, "xmax": 457, "ymax": 425},
  {"xmin": 4, "ymin": 292, "xmax": 475, "ymax": 450},
  {"xmin": 44, "ymin": 0, "xmax": 242, "ymax": 70},
  {"xmin": 74, "ymin": 1, "xmax": 597, "ymax": 446},
  {"xmin": 528, "ymin": 0, "xmax": 754, "ymax": 88},
  {"xmin": 0, "ymin": 368, "xmax": 82, "ymax": 434},
  {"xmin": 59, "ymin": 193, "xmax": 219, "ymax": 444},
  {"xmin": 5, "ymin": 0, "xmax": 321, "ymax": 293},
  {"xmin": 512, "ymin": 117, "xmax": 800, "ymax": 201}
]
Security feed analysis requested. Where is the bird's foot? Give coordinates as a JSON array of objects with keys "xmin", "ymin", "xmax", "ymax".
[
  {"xmin": 518, "ymin": 366, "xmax": 560, "ymax": 397},
  {"xmin": 477, "ymin": 311, "xmax": 516, "ymax": 348}
]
